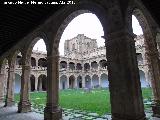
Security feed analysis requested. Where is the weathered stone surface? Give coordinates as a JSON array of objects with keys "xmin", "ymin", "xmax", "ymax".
[
  {"xmin": 18, "ymin": 101, "xmax": 31, "ymax": 113},
  {"xmin": 18, "ymin": 65, "xmax": 31, "ymax": 113},
  {"xmin": 152, "ymin": 104, "xmax": 160, "ymax": 118},
  {"xmin": 4, "ymin": 60, "xmax": 15, "ymax": 107}
]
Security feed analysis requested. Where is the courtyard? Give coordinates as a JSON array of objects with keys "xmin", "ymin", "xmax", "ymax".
[
  {"xmin": 1, "ymin": 1, "xmax": 160, "ymax": 119},
  {"xmin": 14, "ymin": 88, "xmax": 153, "ymax": 117}
]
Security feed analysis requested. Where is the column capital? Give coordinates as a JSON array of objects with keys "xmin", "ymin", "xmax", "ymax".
[
  {"xmin": 104, "ymin": 29, "xmax": 136, "ymax": 44},
  {"xmin": 22, "ymin": 65, "xmax": 30, "ymax": 70},
  {"xmin": 47, "ymin": 55, "xmax": 59, "ymax": 60},
  {"xmin": 9, "ymin": 69, "xmax": 14, "ymax": 72},
  {"xmin": 111, "ymin": 31, "xmax": 134, "ymax": 39}
]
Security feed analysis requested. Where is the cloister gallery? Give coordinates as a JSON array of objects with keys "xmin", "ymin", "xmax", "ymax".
[
  {"xmin": 0, "ymin": 0, "xmax": 160, "ymax": 120},
  {"xmin": 7, "ymin": 34, "xmax": 149, "ymax": 93}
]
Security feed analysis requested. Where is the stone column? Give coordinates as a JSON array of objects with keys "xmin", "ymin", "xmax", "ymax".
[
  {"xmin": 44, "ymin": 55, "xmax": 62, "ymax": 120},
  {"xmin": 3, "ymin": 69, "xmax": 8, "ymax": 97},
  {"xmin": 38, "ymin": 78, "xmax": 42, "ymax": 91},
  {"xmin": 67, "ymin": 76, "xmax": 69, "ymax": 89},
  {"xmin": 147, "ymin": 51, "xmax": 160, "ymax": 90},
  {"xmin": 91, "ymin": 78, "xmax": 93, "ymax": 88},
  {"xmin": 0, "ymin": 74, "xmax": 4, "ymax": 102},
  {"xmin": 18, "ymin": 65, "xmax": 31, "ymax": 112},
  {"xmin": 139, "ymin": 31, "xmax": 160, "ymax": 116},
  {"xmin": 98, "ymin": 76, "xmax": 101, "ymax": 87},
  {"xmin": 82, "ymin": 75, "xmax": 85, "ymax": 88},
  {"xmin": 74, "ymin": 77, "xmax": 77, "ymax": 88},
  {"xmin": 67, "ymin": 64, "xmax": 70, "ymax": 71},
  {"xmin": 35, "ymin": 76, "xmax": 38, "ymax": 91},
  {"xmin": 96, "ymin": 77, "xmax": 99, "ymax": 88},
  {"xmin": 145, "ymin": 47, "xmax": 160, "ymax": 117},
  {"xmin": 97, "ymin": 63, "xmax": 100, "ymax": 69},
  {"xmin": 35, "ymin": 58, "xmax": 38, "ymax": 67},
  {"xmin": 4, "ymin": 61, "xmax": 15, "ymax": 107},
  {"xmin": 89, "ymin": 63, "xmax": 91, "ymax": 71},
  {"xmin": 106, "ymin": 31, "xmax": 146, "ymax": 120},
  {"xmin": 59, "ymin": 77, "xmax": 61, "ymax": 89}
]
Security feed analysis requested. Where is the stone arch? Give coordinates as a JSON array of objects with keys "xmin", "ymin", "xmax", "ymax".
[
  {"xmin": 77, "ymin": 75, "xmax": 82, "ymax": 88},
  {"xmin": 38, "ymin": 74, "xmax": 47, "ymax": 91},
  {"xmin": 99, "ymin": 59, "xmax": 107, "ymax": 68},
  {"xmin": 76, "ymin": 63, "xmax": 82, "ymax": 70},
  {"xmin": 31, "ymin": 57, "xmax": 36, "ymax": 67},
  {"xmin": 92, "ymin": 74, "xmax": 99, "ymax": 88},
  {"xmin": 22, "ymin": 31, "xmax": 49, "ymax": 66},
  {"xmin": 126, "ymin": 0, "xmax": 158, "ymax": 36},
  {"xmin": 50, "ymin": 1, "xmax": 110, "ymax": 55},
  {"xmin": 128, "ymin": 7, "xmax": 159, "ymax": 65},
  {"xmin": 30, "ymin": 74, "xmax": 35, "ymax": 91},
  {"xmin": 127, "ymin": 6, "xmax": 160, "ymax": 102},
  {"xmin": 0, "ymin": 58, "xmax": 9, "ymax": 96},
  {"xmin": 132, "ymin": 8, "xmax": 155, "ymax": 38},
  {"xmin": 85, "ymin": 75, "xmax": 91, "ymax": 88},
  {"xmin": 38, "ymin": 58, "xmax": 47, "ymax": 67},
  {"xmin": 84, "ymin": 63, "xmax": 90, "ymax": 71},
  {"xmin": 8, "ymin": 50, "xmax": 22, "ymax": 66},
  {"xmin": 69, "ymin": 75, "xmax": 75, "ymax": 89},
  {"xmin": 91, "ymin": 61, "xmax": 98, "ymax": 69},
  {"xmin": 44, "ymin": 2, "xmax": 134, "ymax": 119},
  {"xmin": 15, "ymin": 73, "xmax": 21, "ymax": 93},
  {"xmin": 60, "ymin": 61, "xmax": 67, "ymax": 69},
  {"xmin": 100, "ymin": 73, "xmax": 109, "ymax": 88},
  {"xmin": 126, "ymin": 3, "xmax": 159, "ymax": 70},
  {"xmin": 60, "ymin": 75, "xmax": 67, "ymax": 90},
  {"xmin": 4, "ymin": 49, "xmax": 21, "ymax": 105},
  {"xmin": 69, "ymin": 62, "xmax": 75, "ymax": 70}
]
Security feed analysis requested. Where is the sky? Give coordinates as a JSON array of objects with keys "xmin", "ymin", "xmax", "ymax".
[{"xmin": 33, "ymin": 13, "xmax": 143, "ymax": 55}]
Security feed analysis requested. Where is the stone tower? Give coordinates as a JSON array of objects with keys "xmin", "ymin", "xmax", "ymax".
[{"xmin": 64, "ymin": 34, "xmax": 98, "ymax": 59}]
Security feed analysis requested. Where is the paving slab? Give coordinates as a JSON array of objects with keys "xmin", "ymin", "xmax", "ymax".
[
  {"xmin": 1, "ymin": 103, "xmax": 160, "ymax": 120},
  {"xmin": 0, "ymin": 104, "xmax": 43, "ymax": 120}
]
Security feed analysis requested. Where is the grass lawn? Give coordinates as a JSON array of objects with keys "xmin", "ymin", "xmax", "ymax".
[{"xmin": 14, "ymin": 88, "xmax": 153, "ymax": 115}]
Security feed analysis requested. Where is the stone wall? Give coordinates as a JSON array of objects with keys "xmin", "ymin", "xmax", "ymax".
[{"xmin": 11, "ymin": 34, "xmax": 150, "ymax": 93}]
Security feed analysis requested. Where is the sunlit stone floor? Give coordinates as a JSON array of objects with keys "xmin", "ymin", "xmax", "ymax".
[{"xmin": 0, "ymin": 103, "xmax": 160, "ymax": 120}]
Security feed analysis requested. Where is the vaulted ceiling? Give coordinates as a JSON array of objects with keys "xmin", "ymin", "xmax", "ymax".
[
  {"xmin": 0, "ymin": 0, "xmax": 160, "ymax": 57},
  {"xmin": 141, "ymin": 0, "xmax": 160, "ymax": 26},
  {"xmin": 0, "ymin": 5, "xmax": 63, "ymax": 56}
]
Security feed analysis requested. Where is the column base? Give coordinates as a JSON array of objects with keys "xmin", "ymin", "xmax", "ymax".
[
  {"xmin": 4, "ymin": 101, "xmax": 15, "ymax": 107},
  {"xmin": 152, "ymin": 103, "xmax": 160, "ymax": 118},
  {"xmin": 44, "ymin": 106, "xmax": 62, "ymax": 120},
  {"xmin": 112, "ymin": 114, "xmax": 146, "ymax": 120},
  {"xmin": 18, "ymin": 101, "xmax": 31, "ymax": 113}
]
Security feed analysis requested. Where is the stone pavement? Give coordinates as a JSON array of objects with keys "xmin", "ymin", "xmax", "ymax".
[
  {"xmin": 1, "ymin": 103, "xmax": 160, "ymax": 120},
  {"xmin": 0, "ymin": 103, "xmax": 43, "ymax": 120}
]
